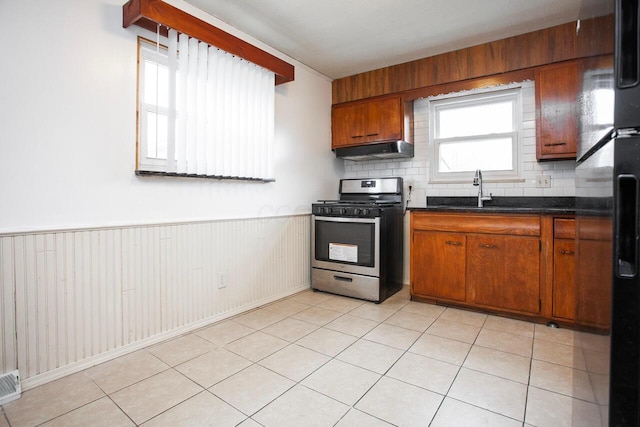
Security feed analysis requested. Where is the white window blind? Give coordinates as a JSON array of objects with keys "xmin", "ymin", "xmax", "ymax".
[{"xmin": 138, "ymin": 29, "xmax": 275, "ymax": 181}]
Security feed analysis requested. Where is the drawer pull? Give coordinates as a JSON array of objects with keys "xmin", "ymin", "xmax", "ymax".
[
  {"xmin": 559, "ymin": 250, "xmax": 575, "ymax": 255},
  {"xmin": 544, "ymin": 141, "xmax": 567, "ymax": 147},
  {"xmin": 480, "ymin": 244, "xmax": 498, "ymax": 249},
  {"xmin": 334, "ymin": 275, "xmax": 353, "ymax": 283},
  {"xmin": 366, "ymin": 133, "xmax": 379, "ymax": 137},
  {"xmin": 351, "ymin": 135, "xmax": 364, "ymax": 139},
  {"xmin": 445, "ymin": 241, "xmax": 462, "ymax": 246}
]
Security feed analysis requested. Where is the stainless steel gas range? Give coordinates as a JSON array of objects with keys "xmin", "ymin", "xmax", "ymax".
[{"xmin": 311, "ymin": 177, "xmax": 404, "ymax": 303}]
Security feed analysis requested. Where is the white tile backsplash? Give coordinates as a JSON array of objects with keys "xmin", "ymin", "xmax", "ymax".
[{"xmin": 342, "ymin": 81, "xmax": 576, "ymax": 207}]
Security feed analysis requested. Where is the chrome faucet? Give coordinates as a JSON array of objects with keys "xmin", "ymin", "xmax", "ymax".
[{"xmin": 472, "ymin": 169, "xmax": 493, "ymax": 208}]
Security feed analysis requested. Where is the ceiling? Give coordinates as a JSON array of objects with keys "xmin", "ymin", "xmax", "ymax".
[{"xmin": 184, "ymin": 0, "xmax": 613, "ymax": 80}]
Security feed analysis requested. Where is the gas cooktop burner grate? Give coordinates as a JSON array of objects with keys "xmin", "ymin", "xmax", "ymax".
[{"xmin": 316, "ymin": 200, "xmax": 401, "ymax": 205}]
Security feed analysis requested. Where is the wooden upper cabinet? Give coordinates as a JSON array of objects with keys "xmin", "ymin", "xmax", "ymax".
[
  {"xmin": 368, "ymin": 97, "xmax": 403, "ymax": 142},
  {"xmin": 332, "ymin": 103, "xmax": 367, "ymax": 148},
  {"xmin": 535, "ymin": 61, "xmax": 579, "ymax": 160},
  {"xmin": 331, "ymin": 96, "xmax": 411, "ymax": 149}
]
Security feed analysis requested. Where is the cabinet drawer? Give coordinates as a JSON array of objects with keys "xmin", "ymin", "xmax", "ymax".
[
  {"xmin": 554, "ymin": 218, "xmax": 575, "ymax": 239},
  {"xmin": 412, "ymin": 212, "xmax": 541, "ymax": 236}
]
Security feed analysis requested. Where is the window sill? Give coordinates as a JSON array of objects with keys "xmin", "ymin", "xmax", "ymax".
[{"xmin": 135, "ymin": 170, "xmax": 275, "ymax": 183}]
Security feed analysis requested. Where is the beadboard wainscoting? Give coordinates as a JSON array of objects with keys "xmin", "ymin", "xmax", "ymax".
[{"xmin": 0, "ymin": 215, "xmax": 311, "ymax": 390}]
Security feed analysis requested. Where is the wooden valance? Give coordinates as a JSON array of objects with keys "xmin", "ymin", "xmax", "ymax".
[{"xmin": 123, "ymin": 0, "xmax": 295, "ymax": 85}]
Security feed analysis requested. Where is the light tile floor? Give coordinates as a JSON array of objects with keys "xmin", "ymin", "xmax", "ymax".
[{"xmin": 0, "ymin": 287, "xmax": 609, "ymax": 427}]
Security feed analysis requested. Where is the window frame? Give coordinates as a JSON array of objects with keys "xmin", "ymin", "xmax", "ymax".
[
  {"xmin": 428, "ymin": 86, "xmax": 523, "ymax": 183},
  {"xmin": 137, "ymin": 37, "xmax": 170, "ymax": 172}
]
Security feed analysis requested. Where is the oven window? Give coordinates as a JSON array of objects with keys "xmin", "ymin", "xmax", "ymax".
[{"xmin": 315, "ymin": 221, "xmax": 375, "ymax": 266}]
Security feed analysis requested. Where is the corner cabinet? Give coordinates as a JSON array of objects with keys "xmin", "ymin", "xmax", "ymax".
[
  {"xmin": 535, "ymin": 61, "xmax": 579, "ymax": 160},
  {"xmin": 331, "ymin": 96, "xmax": 413, "ymax": 149}
]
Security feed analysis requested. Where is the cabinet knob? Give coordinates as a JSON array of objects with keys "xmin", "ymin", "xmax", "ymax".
[
  {"xmin": 480, "ymin": 244, "xmax": 498, "ymax": 249},
  {"xmin": 559, "ymin": 249, "xmax": 575, "ymax": 255},
  {"xmin": 445, "ymin": 241, "xmax": 462, "ymax": 246}
]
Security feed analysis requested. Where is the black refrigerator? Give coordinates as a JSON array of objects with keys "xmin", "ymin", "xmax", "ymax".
[{"xmin": 575, "ymin": 1, "xmax": 640, "ymax": 425}]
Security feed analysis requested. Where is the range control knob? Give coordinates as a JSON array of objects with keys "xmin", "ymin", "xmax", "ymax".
[
  {"xmin": 325, "ymin": 207, "xmax": 332, "ymax": 215},
  {"xmin": 353, "ymin": 208, "xmax": 361, "ymax": 215},
  {"xmin": 362, "ymin": 209, "xmax": 370, "ymax": 216},
  {"xmin": 338, "ymin": 208, "xmax": 346, "ymax": 215}
]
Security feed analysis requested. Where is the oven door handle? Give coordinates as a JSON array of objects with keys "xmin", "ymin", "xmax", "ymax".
[{"xmin": 313, "ymin": 216, "xmax": 378, "ymax": 224}]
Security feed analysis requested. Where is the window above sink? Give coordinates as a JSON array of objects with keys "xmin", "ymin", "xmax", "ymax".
[{"xmin": 428, "ymin": 84, "xmax": 523, "ymax": 183}]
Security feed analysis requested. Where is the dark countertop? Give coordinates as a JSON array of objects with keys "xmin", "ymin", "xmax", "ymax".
[{"xmin": 409, "ymin": 196, "xmax": 575, "ymax": 215}]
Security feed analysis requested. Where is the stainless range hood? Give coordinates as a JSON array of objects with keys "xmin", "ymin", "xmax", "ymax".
[{"xmin": 334, "ymin": 141, "xmax": 414, "ymax": 161}]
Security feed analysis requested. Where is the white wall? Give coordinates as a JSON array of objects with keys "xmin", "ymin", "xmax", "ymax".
[
  {"xmin": 0, "ymin": 0, "xmax": 341, "ymax": 389},
  {"xmin": 0, "ymin": 0, "xmax": 342, "ymax": 234}
]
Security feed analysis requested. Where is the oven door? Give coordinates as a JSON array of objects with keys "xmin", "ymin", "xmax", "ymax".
[{"xmin": 312, "ymin": 215, "xmax": 380, "ymax": 277}]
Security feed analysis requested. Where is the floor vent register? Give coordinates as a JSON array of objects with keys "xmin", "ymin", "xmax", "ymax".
[{"xmin": 0, "ymin": 370, "xmax": 21, "ymax": 405}]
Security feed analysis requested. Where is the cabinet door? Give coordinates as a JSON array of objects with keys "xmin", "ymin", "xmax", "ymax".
[
  {"xmin": 553, "ymin": 239, "xmax": 576, "ymax": 320},
  {"xmin": 366, "ymin": 97, "xmax": 402, "ymax": 143},
  {"xmin": 535, "ymin": 61, "xmax": 578, "ymax": 160},
  {"xmin": 331, "ymin": 102, "xmax": 367, "ymax": 147},
  {"xmin": 411, "ymin": 231, "xmax": 466, "ymax": 301},
  {"xmin": 467, "ymin": 234, "xmax": 541, "ymax": 314}
]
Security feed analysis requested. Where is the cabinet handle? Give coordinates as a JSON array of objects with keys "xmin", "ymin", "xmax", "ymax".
[
  {"xmin": 559, "ymin": 250, "xmax": 575, "ymax": 255},
  {"xmin": 445, "ymin": 241, "xmax": 462, "ymax": 246},
  {"xmin": 544, "ymin": 142, "xmax": 567, "ymax": 147},
  {"xmin": 366, "ymin": 133, "xmax": 379, "ymax": 137},
  {"xmin": 351, "ymin": 135, "xmax": 364, "ymax": 139},
  {"xmin": 479, "ymin": 244, "xmax": 498, "ymax": 249}
]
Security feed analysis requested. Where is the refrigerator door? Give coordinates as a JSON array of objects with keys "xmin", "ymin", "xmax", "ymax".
[
  {"xmin": 609, "ymin": 134, "xmax": 640, "ymax": 426},
  {"xmin": 615, "ymin": 0, "xmax": 640, "ymax": 129},
  {"xmin": 574, "ymin": 138, "xmax": 613, "ymax": 426}
]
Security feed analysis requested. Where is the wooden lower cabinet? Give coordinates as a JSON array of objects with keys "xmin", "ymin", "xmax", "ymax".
[
  {"xmin": 410, "ymin": 212, "xmax": 609, "ymax": 328},
  {"xmin": 411, "ymin": 231, "xmax": 466, "ymax": 301},
  {"xmin": 552, "ymin": 239, "xmax": 576, "ymax": 320},
  {"xmin": 410, "ymin": 211, "xmax": 587, "ymax": 323},
  {"xmin": 411, "ymin": 212, "xmax": 543, "ymax": 317},
  {"xmin": 467, "ymin": 234, "xmax": 541, "ymax": 314}
]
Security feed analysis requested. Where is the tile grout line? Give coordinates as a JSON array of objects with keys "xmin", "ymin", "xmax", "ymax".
[
  {"xmin": 12, "ymin": 289, "xmax": 597, "ymax": 426},
  {"xmin": 104, "ymin": 393, "xmax": 138, "ymax": 426},
  {"xmin": 523, "ymin": 324, "xmax": 539, "ymax": 426},
  {"xmin": 0, "ymin": 406, "xmax": 11, "ymax": 427},
  {"xmin": 427, "ymin": 308, "xmax": 486, "ymax": 426},
  {"xmin": 250, "ymin": 291, "xmax": 411, "ymax": 424}
]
